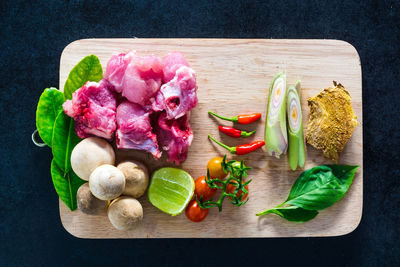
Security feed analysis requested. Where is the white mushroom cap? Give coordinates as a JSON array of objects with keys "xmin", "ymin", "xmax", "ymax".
[
  {"xmin": 107, "ymin": 196, "xmax": 143, "ymax": 231},
  {"xmin": 71, "ymin": 137, "xmax": 115, "ymax": 181},
  {"xmin": 89, "ymin": 164, "xmax": 125, "ymax": 200},
  {"xmin": 117, "ymin": 160, "xmax": 149, "ymax": 198}
]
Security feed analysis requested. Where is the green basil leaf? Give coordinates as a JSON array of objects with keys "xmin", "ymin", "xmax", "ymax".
[
  {"xmin": 257, "ymin": 206, "xmax": 319, "ymax": 223},
  {"xmin": 35, "ymin": 88, "xmax": 65, "ymax": 147},
  {"xmin": 285, "ymin": 165, "xmax": 359, "ymax": 210},
  {"xmin": 51, "ymin": 111, "xmax": 81, "ymax": 173},
  {"xmin": 51, "ymin": 159, "xmax": 85, "ymax": 211},
  {"xmin": 63, "ymin": 55, "xmax": 103, "ymax": 99}
]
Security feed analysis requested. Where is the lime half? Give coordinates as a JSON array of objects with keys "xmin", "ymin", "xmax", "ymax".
[{"xmin": 148, "ymin": 167, "xmax": 195, "ymax": 216}]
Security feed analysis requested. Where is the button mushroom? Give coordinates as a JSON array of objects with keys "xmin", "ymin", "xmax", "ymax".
[
  {"xmin": 89, "ymin": 164, "xmax": 125, "ymax": 200},
  {"xmin": 107, "ymin": 196, "xmax": 143, "ymax": 231},
  {"xmin": 71, "ymin": 137, "xmax": 115, "ymax": 181},
  {"xmin": 117, "ymin": 160, "xmax": 149, "ymax": 198},
  {"xmin": 76, "ymin": 183, "xmax": 107, "ymax": 215}
]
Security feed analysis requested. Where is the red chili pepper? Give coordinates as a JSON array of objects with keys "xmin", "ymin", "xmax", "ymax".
[
  {"xmin": 208, "ymin": 111, "xmax": 261, "ymax": 124},
  {"xmin": 218, "ymin": 126, "xmax": 256, "ymax": 138},
  {"xmin": 236, "ymin": 141, "xmax": 265, "ymax": 155},
  {"xmin": 208, "ymin": 135, "xmax": 265, "ymax": 155}
]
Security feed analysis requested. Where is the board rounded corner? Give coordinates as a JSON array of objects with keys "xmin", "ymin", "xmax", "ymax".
[
  {"xmin": 59, "ymin": 202, "xmax": 88, "ymax": 239},
  {"xmin": 332, "ymin": 207, "xmax": 363, "ymax": 238},
  {"xmin": 61, "ymin": 39, "xmax": 82, "ymax": 59},
  {"xmin": 330, "ymin": 39, "xmax": 361, "ymax": 66}
]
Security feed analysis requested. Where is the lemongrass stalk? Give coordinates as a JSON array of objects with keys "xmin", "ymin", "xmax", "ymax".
[
  {"xmin": 287, "ymin": 80, "xmax": 306, "ymax": 170},
  {"xmin": 265, "ymin": 72, "xmax": 288, "ymax": 158}
]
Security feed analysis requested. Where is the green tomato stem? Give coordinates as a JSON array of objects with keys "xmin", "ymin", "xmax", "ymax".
[{"xmin": 198, "ymin": 156, "xmax": 251, "ymax": 211}]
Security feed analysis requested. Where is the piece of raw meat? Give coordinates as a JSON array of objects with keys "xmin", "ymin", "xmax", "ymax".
[
  {"xmin": 116, "ymin": 101, "xmax": 161, "ymax": 158},
  {"xmin": 152, "ymin": 66, "xmax": 197, "ymax": 119},
  {"xmin": 156, "ymin": 112, "xmax": 193, "ymax": 165},
  {"xmin": 103, "ymin": 52, "xmax": 132, "ymax": 93},
  {"xmin": 63, "ymin": 80, "xmax": 117, "ymax": 139},
  {"xmin": 104, "ymin": 51, "xmax": 163, "ymax": 106},
  {"xmin": 162, "ymin": 52, "xmax": 190, "ymax": 83}
]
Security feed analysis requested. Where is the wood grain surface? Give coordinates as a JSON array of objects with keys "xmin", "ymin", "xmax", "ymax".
[{"xmin": 59, "ymin": 39, "xmax": 363, "ymax": 238}]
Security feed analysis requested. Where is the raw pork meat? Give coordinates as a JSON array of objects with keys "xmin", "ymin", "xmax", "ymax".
[
  {"xmin": 103, "ymin": 52, "xmax": 132, "ymax": 92},
  {"xmin": 152, "ymin": 66, "xmax": 197, "ymax": 119},
  {"xmin": 116, "ymin": 101, "xmax": 161, "ymax": 158},
  {"xmin": 162, "ymin": 52, "xmax": 189, "ymax": 83},
  {"xmin": 63, "ymin": 80, "xmax": 117, "ymax": 139},
  {"xmin": 104, "ymin": 51, "xmax": 163, "ymax": 106},
  {"xmin": 156, "ymin": 112, "xmax": 193, "ymax": 165}
]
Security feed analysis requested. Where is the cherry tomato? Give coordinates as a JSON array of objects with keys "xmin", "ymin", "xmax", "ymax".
[
  {"xmin": 226, "ymin": 179, "xmax": 249, "ymax": 201},
  {"xmin": 207, "ymin": 157, "xmax": 226, "ymax": 179},
  {"xmin": 185, "ymin": 199, "xmax": 208, "ymax": 222},
  {"xmin": 194, "ymin": 176, "xmax": 217, "ymax": 201}
]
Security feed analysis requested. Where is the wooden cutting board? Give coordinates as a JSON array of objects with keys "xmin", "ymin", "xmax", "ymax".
[{"xmin": 59, "ymin": 39, "xmax": 363, "ymax": 238}]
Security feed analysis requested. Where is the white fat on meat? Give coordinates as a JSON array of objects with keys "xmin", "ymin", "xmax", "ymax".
[{"xmin": 152, "ymin": 66, "xmax": 198, "ymax": 119}]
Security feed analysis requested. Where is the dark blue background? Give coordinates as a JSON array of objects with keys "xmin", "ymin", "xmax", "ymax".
[{"xmin": 1, "ymin": 0, "xmax": 399, "ymax": 266}]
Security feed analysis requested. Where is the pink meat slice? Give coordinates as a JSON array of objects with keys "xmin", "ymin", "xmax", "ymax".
[
  {"xmin": 116, "ymin": 101, "xmax": 161, "ymax": 158},
  {"xmin": 63, "ymin": 80, "xmax": 117, "ymax": 139},
  {"xmin": 156, "ymin": 112, "xmax": 193, "ymax": 165},
  {"xmin": 104, "ymin": 51, "xmax": 163, "ymax": 106},
  {"xmin": 152, "ymin": 66, "xmax": 197, "ymax": 119},
  {"xmin": 162, "ymin": 52, "xmax": 189, "ymax": 83},
  {"xmin": 103, "ymin": 52, "xmax": 132, "ymax": 93}
]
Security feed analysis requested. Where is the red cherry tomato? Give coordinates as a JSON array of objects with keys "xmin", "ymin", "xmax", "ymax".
[
  {"xmin": 194, "ymin": 176, "xmax": 217, "ymax": 201},
  {"xmin": 226, "ymin": 179, "xmax": 249, "ymax": 201},
  {"xmin": 185, "ymin": 199, "xmax": 208, "ymax": 222}
]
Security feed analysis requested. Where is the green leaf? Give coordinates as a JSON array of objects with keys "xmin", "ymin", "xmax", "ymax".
[
  {"xmin": 256, "ymin": 206, "xmax": 319, "ymax": 223},
  {"xmin": 63, "ymin": 55, "xmax": 103, "ymax": 99},
  {"xmin": 35, "ymin": 88, "xmax": 65, "ymax": 147},
  {"xmin": 285, "ymin": 165, "xmax": 359, "ymax": 210},
  {"xmin": 51, "ymin": 111, "xmax": 81, "ymax": 173},
  {"xmin": 51, "ymin": 159, "xmax": 86, "ymax": 211}
]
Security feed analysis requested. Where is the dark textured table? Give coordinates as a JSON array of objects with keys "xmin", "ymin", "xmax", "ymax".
[{"xmin": 1, "ymin": 1, "xmax": 399, "ymax": 266}]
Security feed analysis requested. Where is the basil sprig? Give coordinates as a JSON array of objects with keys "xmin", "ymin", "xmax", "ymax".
[
  {"xmin": 34, "ymin": 55, "xmax": 102, "ymax": 210},
  {"xmin": 257, "ymin": 164, "xmax": 359, "ymax": 222}
]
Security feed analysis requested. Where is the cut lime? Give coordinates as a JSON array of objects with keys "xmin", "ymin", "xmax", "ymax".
[{"xmin": 148, "ymin": 167, "xmax": 195, "ymax": 216}]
